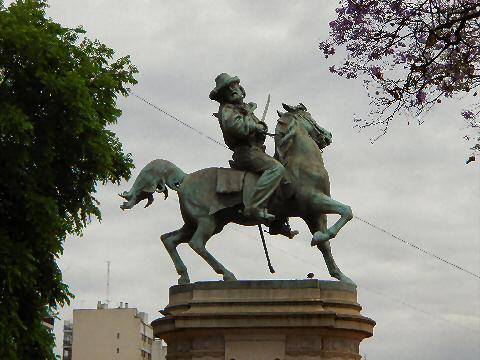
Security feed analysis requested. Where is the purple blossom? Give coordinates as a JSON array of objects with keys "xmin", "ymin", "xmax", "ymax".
[
  {"xmin": 321, "ymin": 0, "xmax": 480, "ymax": 151},
  {"xmin": 370, "ymin": 66, "xmax": 383, "ymax": 79},
  {"xmin": 416, "ymin": 90, "xmax": 426, "ymax": 104},
  {"xmin": 438, "ymin": 81, "xmax": 447, "ymax": 92},
  {"xmin": 389, "ymin": 0, "xmax": 404, "ymax": 15},
  {"xmin": 462, "ymin": 111, "xmax": 475, "ymax": 119}
]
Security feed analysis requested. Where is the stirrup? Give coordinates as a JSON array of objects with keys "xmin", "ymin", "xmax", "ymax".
[{"xmin": 243, "ymin": 207, "xmax": 275, "ymax": 223}]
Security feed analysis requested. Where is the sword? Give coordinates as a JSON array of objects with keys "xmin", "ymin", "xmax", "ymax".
[
  {"xmin": 261, "ymin": 93, "xmax": 270, "ymax": 123},
  {"xmin": 260, "ymin": 94, "xmax": 276, "ymax": 137}
]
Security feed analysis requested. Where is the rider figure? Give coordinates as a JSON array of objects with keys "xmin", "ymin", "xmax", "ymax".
[{"xmin": 210, "ymin": 73, "xmax": 297, "ymax": 238}]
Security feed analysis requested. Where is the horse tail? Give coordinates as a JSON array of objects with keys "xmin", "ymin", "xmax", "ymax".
[{"xmin": 119, "ymin": 159, "xmax": 187, "ymax": 210}]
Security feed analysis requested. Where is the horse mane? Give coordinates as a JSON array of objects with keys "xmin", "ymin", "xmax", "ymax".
[
  {"xmin": 277, "ymin": 103, "xmax": 307, "ymax": 118},
  {"xmin": 275, "ymin": 103, "xmax": 331, "ymax": 157},
  {"xmin": 283, "ymin": 103, "xmax": 307, "ymax": 112},
  {"xmin": 274, "ymin": 104, "xmax": 308, "ymax": 163}
]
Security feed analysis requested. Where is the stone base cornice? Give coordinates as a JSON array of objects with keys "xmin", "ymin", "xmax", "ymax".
[{"xmin": 153, "ymin": 280, "xmax": 374, "ymax": 360}]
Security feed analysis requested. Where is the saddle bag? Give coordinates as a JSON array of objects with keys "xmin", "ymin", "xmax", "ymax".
[{"xmin": 216, "ymin": 168, "xmax": 245, "ymax": 194}]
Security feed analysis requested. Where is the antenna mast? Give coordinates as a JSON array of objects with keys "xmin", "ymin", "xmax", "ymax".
[{"xmin": 106, "ymin": 261, "xmax": 110, "ymax": 305}]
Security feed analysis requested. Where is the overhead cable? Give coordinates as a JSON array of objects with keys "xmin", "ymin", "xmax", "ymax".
[
  {"xmin": 132, "ymin": 93, "xmax": 228, "ymax": 150},
  {"xmin": 354, "ymin": 215, "xmax": 480, "ymax": 280}
]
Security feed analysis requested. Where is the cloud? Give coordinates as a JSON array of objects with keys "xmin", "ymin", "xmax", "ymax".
[{"xmin": 38, "ymin": 1, "xmax": 480, "ymax": 359}]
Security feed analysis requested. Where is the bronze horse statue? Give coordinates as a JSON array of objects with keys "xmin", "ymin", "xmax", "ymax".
[{"xmin": 120, "ymin": 103, "xmax": 354, "ymax": 285}]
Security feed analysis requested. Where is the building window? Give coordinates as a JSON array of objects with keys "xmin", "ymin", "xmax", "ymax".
[
  {"xmin": 117, "ymin": 332, "xmax": 120, "ymax": 339},
  {"xmin": 148, "ymin": 353, "xmax": 152, "ymax": 360},
  {"xmin": 117, "ymin": 348, "xmax": 119, "ymax": 354}
]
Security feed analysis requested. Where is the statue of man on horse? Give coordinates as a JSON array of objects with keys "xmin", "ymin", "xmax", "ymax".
[
  {"xmin": 210, "ymin": 73, "xmax": 297, "ymax": 238},
  {"xmin": 119, "ymin": 73, "xmax": 355, "ymax": 285}
]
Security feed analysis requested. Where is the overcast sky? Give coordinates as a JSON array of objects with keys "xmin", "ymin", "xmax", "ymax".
[{"xmin": 13, "ymin": 0, "xmax": 480, "ymax": 358}]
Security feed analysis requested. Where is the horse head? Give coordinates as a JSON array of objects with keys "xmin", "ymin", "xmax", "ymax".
[{"xmin": 276, "ymin": 103, "xmax": 332, "ymax": 152}]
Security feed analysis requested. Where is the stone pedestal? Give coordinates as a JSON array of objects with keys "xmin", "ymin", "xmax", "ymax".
[{"xmin": 152, "ymin": 280, "xmax": 375, "ymax": 360}]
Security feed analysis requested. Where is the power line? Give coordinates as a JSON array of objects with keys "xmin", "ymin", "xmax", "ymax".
[
  {"xmin": 234, "ymin": 227, "xmax": 480, "ymax": 335},
  {"xmin": 354, "ymin": 215, "xmax": 480, "ymax": 280},
  {"xmin": 132, "ymin": 93, "xmax": 228, "ymax": 150},
  {"xmin": 131, "ymin": 92, "xmax": 479, "ymax": 281},
  {"xmin": 358, "ymin": 283, "xmax": 480, "ymax": 334}
]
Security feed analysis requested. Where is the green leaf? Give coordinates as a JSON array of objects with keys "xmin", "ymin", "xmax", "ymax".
[{"xmin": 0, "ymin": 1, "xmax": 137, "ymax": 358}]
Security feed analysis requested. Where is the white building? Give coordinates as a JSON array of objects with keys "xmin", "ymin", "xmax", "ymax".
[{"xmin": 70, "ymin": 301, "xmax": 164, "ymax": 360}]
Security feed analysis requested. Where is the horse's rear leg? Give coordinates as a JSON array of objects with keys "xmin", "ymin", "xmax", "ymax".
[
  {"xmin": 188, "ymin": 217, "xmax": 237, "ymax": 281},
  {"xmin": 161, "ymin": 226, "xmax": 194, "ymax": 285},
  {"xmin": 305, "ymin": 215, "xmax": 354, "ymax": 285},
  {"xmin": 309, "ymin": 193, "xmax": 353, "ymax": 246}
]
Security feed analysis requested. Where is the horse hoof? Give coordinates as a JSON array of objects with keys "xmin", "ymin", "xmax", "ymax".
[
  {"xmin": 178, "ymin": 275, "xmax": 190, "ymax": 285},
  {"xmin": 223, "ymin": 272, "xmax": 237, "ymax": 282},
  {"xmin": 337, "ymin": 273, "xmax": 356, "ymax": 286},
  {"xmin": 311, "ymin": 231, "xmax": 330, "ymax": 246}
]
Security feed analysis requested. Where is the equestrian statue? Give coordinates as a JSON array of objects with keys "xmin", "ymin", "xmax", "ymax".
[{"xmin": 119, "ymin": 73, "xmax": 354, "ymax": 285}]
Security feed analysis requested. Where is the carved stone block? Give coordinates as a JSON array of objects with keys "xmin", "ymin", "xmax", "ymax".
[{"xmin": 153, "ymin": 280, "xmax": 374, "ymax": 360}]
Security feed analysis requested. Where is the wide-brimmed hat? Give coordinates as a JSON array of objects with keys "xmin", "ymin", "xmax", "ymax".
[{"xmin": 209, "ymin": 73, "xmax": 240, "ymax": 101}]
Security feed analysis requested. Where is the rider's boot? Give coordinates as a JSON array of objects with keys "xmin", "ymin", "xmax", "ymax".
[
  {"xmin": 269, "ymin": 219, "xmax": 299, "ymax": 239},
  {"xmin": 243, "ymin": 206, "xmax": 275, "ymax": 224}
]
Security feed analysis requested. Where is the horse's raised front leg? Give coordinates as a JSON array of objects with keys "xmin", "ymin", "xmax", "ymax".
[
  {"xmin": 305, "ymin": 214, "xmax": 355, "ymax": 285},
  {"xmin": 309, "ymin": 193, "xmax": 353, "ymax": 246},
  {"xmin": 188, "ymin": 217, "xmax": 237, "ymax": 281},
  {"xmin": 161, "ymin": 226, "xmax": 193, "ymax": 285}
]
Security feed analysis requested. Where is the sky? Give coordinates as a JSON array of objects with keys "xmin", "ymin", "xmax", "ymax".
[{"xmin": 10, "ymin": 0, "xmax": 480, "ymax": 358}]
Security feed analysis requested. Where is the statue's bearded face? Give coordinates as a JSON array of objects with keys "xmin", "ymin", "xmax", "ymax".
[{"xmin": 224, "ymin": 82, "xmax": 245, "ymax": 104}]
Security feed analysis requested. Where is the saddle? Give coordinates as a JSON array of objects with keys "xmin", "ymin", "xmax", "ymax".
[
  {"xmin": 216, "ymin": 167, "xmax": 245, "ymax": 194},
  {"xmin": 219, "ymin": 166, "xmax": 264, "ymax": 199},
  {"xmin": 210, "ymin": 167, "xmax": 293, "ymax": 215}
]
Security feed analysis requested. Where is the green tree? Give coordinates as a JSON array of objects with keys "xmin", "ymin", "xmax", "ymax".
[{"xmin": 0, "ymin": 1, "xmax": 137, "ymax": 358}]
